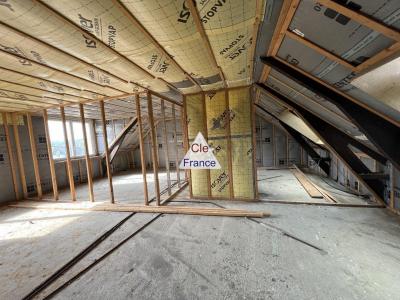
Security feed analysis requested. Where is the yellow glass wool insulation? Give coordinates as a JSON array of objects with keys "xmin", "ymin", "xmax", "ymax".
[
  {"xmin": 205, "ymin": 90, "xmax": 230, "ymax": 198},
  {"xmin": 0, "ymin": 0, "xmax": 169, "ymax": 93},
  {"xmin": 197, "ymin": 0, "xmax": 262, "ymax": 88},
  {"xmin": 120, "ymin": 0, "xmax": 222, "ymax": 90},
  {"xmin": 229, "ymin": 87, "xmax": 255, "ymax": 199},
  {"xmin": 185, "ymin": 93, "xmax": 208, "ymax": 197}
]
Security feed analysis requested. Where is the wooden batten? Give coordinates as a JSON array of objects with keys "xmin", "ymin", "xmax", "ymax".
[
  {"xmin": 202, "ymin": 93, "xmax": 212, "ymax": 198},
  {"xmin": 2, "ymin": 113, "xmax": 20, "ymax": 200},
  {"xmin": 224, "ymin": 89, "xmax": 234, "ymax": 199},
  {"xmin": 79, "ymin": 104, "xmax": 94, "ymax": 202},
  {"xmin": 60, "ymin": 106, "xmax": 76, "ymax": 201},
  {"xmin": 99, "ymin": 100, "xmax": 115, "ymax": 203},
  {"xmin": 135, "ymin": 94, "xmax": 149, "ymax": 205},
  {"xmin": 147, "ymin": 92, "xmax": 161, "ymax": 205},
  {"xmin": 161, "ymin": 100, "xmax": 171, "ymax": 195},
  {"xmin": 26, "ymin": 113, "xmax": 43, "ymax": 199},
  {"xmin": 43, "ymin": 109, "xmax": 59, "ymax": 200}
]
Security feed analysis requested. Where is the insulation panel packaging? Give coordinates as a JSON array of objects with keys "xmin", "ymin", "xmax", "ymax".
[{"xmin": 185, "ymin": 87, "xmax": 255, "ymax": 200}]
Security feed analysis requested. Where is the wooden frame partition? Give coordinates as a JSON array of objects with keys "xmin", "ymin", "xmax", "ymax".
[
  {"xmin": 26, "ymin": 113, "xmax": 43, "ymax": 199},
  {"xmin": 60, "ymin": 106, "xmax": 76, "ymax": 201},
  {"xmin": 2, "ymin": 113, "xmax": 19, "ymax": 200},
  {"xmin": 99, "ymin": 100, "xmax": 115, "ymax": 204},
  {"xmin": 135, "ymin": 94, "xmax": 149, "ymax": 205},
  {"xmin": 43, "ymin": 109, "xmax": 59, "ymax": 200},
  {"xmin": 147, "ymin": 92, "xmax": 161, "ymax": 205},
  {"xmin": 79, "ymin": 103, "xmax": 94, "ymax": 202}
]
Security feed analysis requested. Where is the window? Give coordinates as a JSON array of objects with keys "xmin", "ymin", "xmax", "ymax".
[{"xmin": 48, "ymin": 119, "xmax": 96, "ymax": 159}]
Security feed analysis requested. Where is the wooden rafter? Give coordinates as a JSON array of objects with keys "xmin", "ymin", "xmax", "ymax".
[{"xmin": 186, "ymin": 0, "xmax": 226, "ymax": 87}]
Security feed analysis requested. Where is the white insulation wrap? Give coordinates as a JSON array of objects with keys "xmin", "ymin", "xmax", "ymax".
[
  {"xmin": 196, "ymin": 0, "xmax": 262, "ymax": 88},
  {"xmin": 0, "ymin": 0, "xmax": 170, "ymax": 94}
]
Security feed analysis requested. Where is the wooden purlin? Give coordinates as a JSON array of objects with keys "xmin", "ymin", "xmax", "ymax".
[{"xmin": 43, "ymin": 109, "xmax": 59, "ymax": 200}]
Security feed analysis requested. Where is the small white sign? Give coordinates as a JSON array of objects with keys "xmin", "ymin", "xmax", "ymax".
[{"xmin": 180, "ymin": 132, "xmax": 221, "ymax": 169}]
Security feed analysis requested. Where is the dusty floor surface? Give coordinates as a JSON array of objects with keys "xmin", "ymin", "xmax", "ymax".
[{"xmin": 1, "ymin": 170, "xmax": 399, "ymax": 299}]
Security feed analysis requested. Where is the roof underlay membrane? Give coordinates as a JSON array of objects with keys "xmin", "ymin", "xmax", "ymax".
[{"xmin": 0, "ymin": 0, "xmax": 398, "ymax": 152}]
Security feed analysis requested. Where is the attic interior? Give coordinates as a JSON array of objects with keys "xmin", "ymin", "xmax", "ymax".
[{"xmin": 0, "ymin": 0, "xmax": 399, "ymax": 299}]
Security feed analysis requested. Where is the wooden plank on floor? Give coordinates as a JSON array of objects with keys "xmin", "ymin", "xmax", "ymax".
[
  {"xmin": 8, "ymin": 201, "xmax": 270, "ymax": 218},
  {"xmin": 291, "ymin": 167, "xmax": 323, "ymax": 198}
]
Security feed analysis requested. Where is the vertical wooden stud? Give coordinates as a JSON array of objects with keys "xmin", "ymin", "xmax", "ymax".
[
  {"xmin": 182, "ymin": 97, "xmax": 192, "ymax": 197},
  {"xmin": 202, "ymin": 93, "xmax": 212, "ymax": 198},
  {"xmin": 272, "ymin": 124, "xmax": 276, "ymax": 167},
  {"xmin": 43, "ymin": 110, "xmax": 59, "ymax": 200},
  {"xmin": 147, "ymin": 92, "xmax": 161, "ymax": 205},
  {"xmin": 79, "ymin": 104, "xmax": 94, "ymax": 202},
  {"xmin": 100, "ymin": 100, "xmax": 115, "ymax": 203},
  {"xmin": 26, "ymin": 113, "xmax": 42, "ymax": 199},
  {"xmin": 172, "ymin": 105, "xmax": 181, "ymax": 187},
  {"xmin": 60, "ymin": 106, "xmax": 76, "ymax": 201},
  {"xmin": 161, "ymin": 100, "xmax": 171, "ymax": 195},
  {"xmin": 251, "ymin": 96, "xmax": 258, "ymax": 199},
  {"xmin": 225, "ymin": 89, "xmax": 234, "ymax": 199},
  {"xmin": 2, "ymin": 113, "xmax": 20, "ymax": 200},
  {"xmin": 12, "ymin": 114, "xmax": 28, "ymax": 199},
  {"xmin": 135, "ymin": 94, "xmax": 149, "ymax": 205}
]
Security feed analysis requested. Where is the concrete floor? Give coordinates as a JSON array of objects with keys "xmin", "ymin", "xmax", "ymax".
[{"xmin": 1, "ymin": 170, "xmax": 399, "ymax": 299}]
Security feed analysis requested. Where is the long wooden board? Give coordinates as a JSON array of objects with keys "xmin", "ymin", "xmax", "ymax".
[{"xmin": 291, "ymin": 167, "xmax": 323, "ymax": 198}]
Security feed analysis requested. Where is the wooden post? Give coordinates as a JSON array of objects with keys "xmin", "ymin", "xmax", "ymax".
[
  {"xmin": 43, "ymin": 110, "xmax": 59, "ymax": 200},
  {"xmin": 147, "ymin": 92, "xmax": 161, "ymax": 205},
  {"xmin": 12, "ymin": 114, "xmax": 28, "ymax": 199},
  {"xmin": 2, "ymin": 113, "xmax": 19, "ymax": 200},
  {"xmin": 26, "ymin": 113, "xmax": 42, "ymax": 199},
  {"xmin": 100, "ymin": 100, "xmax": 115, "ymax": 203},
  {"xmin": 172, "ymin": 105, "xmax": 181, "ymax": 187},
  {"xmin": 79, "ymin": 103, "xmax": 94, "ymax": 202},
  {"xmin": 225, "ymin": 89, "xmax": 234, "ymax": 199},
  {"xmin": 135, "ymin": 94, "xmax": 149, "ymax": 205},
  {"xmin": 60, "ymin": 106, "xmax": 76, "ymax": 201},
  {"xmin": 161, "ymin": 100, "xmax": 171, "ymax": 195}
]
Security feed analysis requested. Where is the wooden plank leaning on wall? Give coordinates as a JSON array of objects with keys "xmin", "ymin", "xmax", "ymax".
[
  {"xmin": 2, "ymin": 113, "xmax": 20, "ymax": 200},
  {"xmin": 26, "ymin": 113, "xmax": 42, "ymax": 200},
  {"xmin": 135, "ymin": 94, "xmax": 149, "ymax": 205},
  {"xmin": 79, "ymin": 103, "xmax": 94, "ymax": 202},
  {"xmin": 60, "ymin": 106, "xmax": 76, "ymax": 201},
  {"xmin": 12, "ymin": 113, "xmax": 28, "ymax": 199},
  {"xmin": 43, "ymin": 110, "xmax": 59, "ymax": 200},
  {"xmin": 147, "ymin": 92, "xmax": 161, "ymax": 205},
  {"xmin": 99, "ymin": 100, "xmax": 115, "ymax": 204}
]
